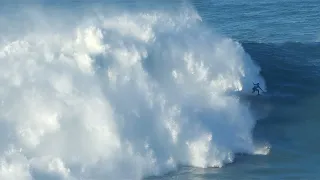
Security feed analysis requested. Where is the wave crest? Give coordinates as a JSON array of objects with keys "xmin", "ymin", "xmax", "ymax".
[{"xmin": 0, "ymin": 4, "xmax": 266, "ymax": 180}]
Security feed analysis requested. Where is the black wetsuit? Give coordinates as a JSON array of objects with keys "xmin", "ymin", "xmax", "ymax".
[{"xmin": 252, "ymin": 83, "xmax": 261, "ymax": 95}]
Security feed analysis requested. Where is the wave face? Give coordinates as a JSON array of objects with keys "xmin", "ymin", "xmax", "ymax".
[
  {"xmin": 0, "ymin": 3, "xmax": 266, "ymax": 180},
  {"xmin": 239, "ymin": 41, "xmax": 320, "ymax": 179},
  {"xmin": 243, "ymin": 42, "xmax": 320, "ymax": 98}
]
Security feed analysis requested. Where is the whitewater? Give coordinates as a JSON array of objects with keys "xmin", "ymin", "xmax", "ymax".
[{"xmin": 0, "ymin": 3, "xmax": 268, "ymax": 180}]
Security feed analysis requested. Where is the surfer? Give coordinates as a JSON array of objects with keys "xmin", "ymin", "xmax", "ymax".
[{"xmin": 252, "ymin": 82, "xmax": 263, "ymax": 95}]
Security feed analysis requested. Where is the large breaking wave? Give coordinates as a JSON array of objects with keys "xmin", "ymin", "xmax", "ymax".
[{"xmin": 0, "ymin": 3, "xmax": 268, "ymax": 180}]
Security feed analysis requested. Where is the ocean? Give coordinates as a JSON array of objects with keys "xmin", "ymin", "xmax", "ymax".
[{"xmin": 0, "ymin": 0, "xmax": 319, "ymax": 180}]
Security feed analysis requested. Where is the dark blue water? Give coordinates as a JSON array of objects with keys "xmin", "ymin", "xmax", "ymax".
[{"xmin": 193, "ymin": 0, "xmax": 320, "ymax": 43}]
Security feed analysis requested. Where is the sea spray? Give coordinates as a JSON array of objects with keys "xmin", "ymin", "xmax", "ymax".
[{"xmin": 0, "ymin": 4, "xmax": 266, "ymax": 180}]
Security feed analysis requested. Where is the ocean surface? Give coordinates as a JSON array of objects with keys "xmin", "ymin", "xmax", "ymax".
[{"xmin": 0, "ymin": 0, "xmax": 319, "ymax": 180}]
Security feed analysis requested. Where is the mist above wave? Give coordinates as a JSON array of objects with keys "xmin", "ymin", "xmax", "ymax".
[{"xmin": 0, "ymin": 3, "xmax": 266, "ymax": 180}]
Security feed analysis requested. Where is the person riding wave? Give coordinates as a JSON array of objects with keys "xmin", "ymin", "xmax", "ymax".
[{"xmin": 252, "ymin": 82, "xmax": 264, "ymax": 95}]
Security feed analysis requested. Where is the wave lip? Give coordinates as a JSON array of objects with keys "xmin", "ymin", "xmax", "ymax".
[{"xmin": 0, "ymin": 4, "xmax": 266, "ymax": 180}]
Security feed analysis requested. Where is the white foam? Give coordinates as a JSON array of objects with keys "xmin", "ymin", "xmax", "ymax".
[{"xmin": 0, "ymin": 3, "xmax": 267, "ymax": 180}]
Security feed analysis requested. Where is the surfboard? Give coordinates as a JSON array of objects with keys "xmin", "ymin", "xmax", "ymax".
[
  {"xmin": 227, "ymin": 90, "xmax": 267, "ymax": 97},
  {"xmin": 227, "ymin": 90, "xmax": 271, "ymax": 102}
]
